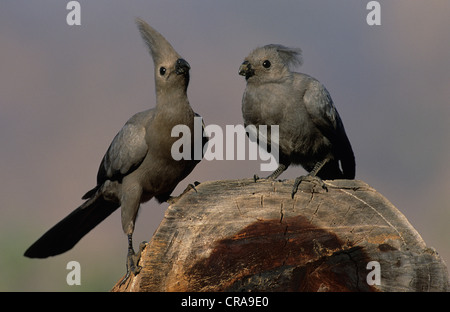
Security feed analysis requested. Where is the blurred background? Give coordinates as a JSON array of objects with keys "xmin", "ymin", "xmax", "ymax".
[{"xmin": 1, "ymin": 0, "xmax": 449, "ymax": 291}]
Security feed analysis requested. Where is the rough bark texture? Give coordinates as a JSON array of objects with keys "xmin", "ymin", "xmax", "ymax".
[{"xmin": 111, "ymin": 178, "xmax": 449, "ymax": 292}]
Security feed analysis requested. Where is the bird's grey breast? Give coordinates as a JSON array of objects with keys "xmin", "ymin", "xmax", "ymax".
[{"xmin": 243, "ymin": 82, "xmax": 292, "ymax": 126}]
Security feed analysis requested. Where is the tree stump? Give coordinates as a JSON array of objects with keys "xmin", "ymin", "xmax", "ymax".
[{"xmin": 111, "ymin": 179, "xmax": 449, "ymax": 292}]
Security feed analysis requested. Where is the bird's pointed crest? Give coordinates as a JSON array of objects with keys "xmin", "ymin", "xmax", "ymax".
[
  {"xmin": 135, "ymin": 18, "xmax": 181, "ymax": 65},
  {"xmin": 263, "ymin": 44, "xmax": 303, "ymax": 69}
]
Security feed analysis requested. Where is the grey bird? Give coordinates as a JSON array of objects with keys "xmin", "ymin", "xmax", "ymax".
[
  {"xmin": 24, "ymin": 19, "xmax": 206, "ymax": 282},
  {"xmin": 239, "ymin": 44, "xmax": 355, "ymax": 197}
]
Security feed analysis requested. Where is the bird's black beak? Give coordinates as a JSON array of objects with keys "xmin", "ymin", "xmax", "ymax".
[
  {"xmin": 239, "ymin": 61, "xmax": 254, "ymax": 80},
  {"xmin": 175, "ymin": 58, "xmax": 191, "ymax": 75}
]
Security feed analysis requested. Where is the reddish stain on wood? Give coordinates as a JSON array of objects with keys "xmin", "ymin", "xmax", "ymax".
[{"xmin": 186, "ymin": 215, "xmax": 377, "ymax": 291}]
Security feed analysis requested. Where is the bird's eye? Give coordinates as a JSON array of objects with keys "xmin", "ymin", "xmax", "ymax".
[
  {"xmin": 159, "ymin": 67, "xmax": 166, "ymax": 76},
  {"xmin": 262, "ymin": 60, "xmax": 271, "ymax": 68}
]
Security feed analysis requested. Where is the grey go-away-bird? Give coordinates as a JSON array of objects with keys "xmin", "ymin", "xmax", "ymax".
[
  {"xmin": 239, "ymin": 44, "xmax": 355, "ymax": 197},
  {"xmin": 24, "ymin": 19, "xmax": 206, "ymax": 283}
]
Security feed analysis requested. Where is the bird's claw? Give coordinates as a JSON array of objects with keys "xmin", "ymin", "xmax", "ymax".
[
  {"xmin": 181, "ymin": 182, "xmax": 199, "ymax": 195},
  {"xmin": 254, "ymin": 174, "xmax": 282, "ymax": 183},
  {"xmin": 291, "ymin": 175, "xmax": 328, "ymax": 198},
  {"xmin": 119, "ymin": 254, "xmax": 141, "ymax": 287},
  {"xmin": 167, "ymin": 182, "xmax": 200, "ymax": 204},
  {"xmin": 119, "ymin": 241, "xmax": 147, "ymax": 286}
]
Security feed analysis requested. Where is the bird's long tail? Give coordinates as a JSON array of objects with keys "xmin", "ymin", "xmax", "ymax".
[
  {"xmin": 24, "ymin": 194, "xmax": 120, "ymax": 258},
  {"xmin": 339, "ymin": 134, "xmax": 356, "ymax": 180},
  {"xmin": 317, "ymin": 138, "xmax": 355, "ymax": 180}
]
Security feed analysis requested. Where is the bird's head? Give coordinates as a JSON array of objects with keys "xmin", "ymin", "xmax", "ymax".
[
  {"xmin": 136, "ymin": 18, "xmax": 190, "ymax": 91},
  {"xmin": 239, "ymin": 44, "xmax": 302, "ymax": 84}
]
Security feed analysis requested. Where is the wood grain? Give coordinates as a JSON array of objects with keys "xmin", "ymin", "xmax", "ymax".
[{"xmin": 112, "ymin": 178, "xmax": 449, "ymax": 292}]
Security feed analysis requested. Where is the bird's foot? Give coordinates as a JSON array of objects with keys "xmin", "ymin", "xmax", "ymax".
[
  {"xmin": 253, "ymin": 164, "xmax": 288, "ymax": 183},
  {"xmin": 291, "ymin": 175, "xmax": 328, "ymax": 198},
  {"xmin": 167, "ymin": 182, "xmax": 200, "ymax": 204},
  {"xmin": 119, "ymin": 241, "xmax": 146, "ymax": 286},
  {"xmin": 253, "ymin": 174, "xmax": 279, "ymax": 183}
]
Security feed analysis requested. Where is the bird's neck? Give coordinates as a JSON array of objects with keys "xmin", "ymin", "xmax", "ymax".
[{"xmin": 155, "ymin": 90, "xmax": 193, "ymax": 119}]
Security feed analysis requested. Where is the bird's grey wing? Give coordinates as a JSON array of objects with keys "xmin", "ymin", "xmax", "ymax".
[
  {"xmin": 302, "ymin": 78, "xmax": 355, "ymax": 178},
  {"xmin": 97, "ymin": 120, "xmax": 149, "ymax": 185},
  {"xmin": 195, "ymin": 112, "xmax": 209, "ymax": 152},
  {"xmin": 302, "ymin": 79, "xmax": 340, "ymax": 136}
]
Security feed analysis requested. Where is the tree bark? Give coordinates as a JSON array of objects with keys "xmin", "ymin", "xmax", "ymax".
[{"xmin": 111, "ymin": 178, "xmax": 449, "ymax": 292}]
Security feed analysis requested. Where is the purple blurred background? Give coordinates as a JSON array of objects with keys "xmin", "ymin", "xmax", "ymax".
[{"xmin": 1, "ymin": 1, "xmax": 449, "ymax": 290}]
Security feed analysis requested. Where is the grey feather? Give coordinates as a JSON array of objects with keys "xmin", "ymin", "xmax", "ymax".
[
  {"xmin": 239, "ymin": 44, "xmax": 355, "ymax": 184},
  {"xmin": 136, "ymin": 18, "xmax": 181, "ymax": 65},
  {"xmin": 25, "ymin": 19, "xmax": 206, "ymax": 282},
  {"xmin": 265, "ymin": 44, "xmax": 303, "ymax": 69}
]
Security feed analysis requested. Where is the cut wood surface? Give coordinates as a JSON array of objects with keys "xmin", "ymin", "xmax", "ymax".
[{"xmin": 112, "ymin": 178, "xmax": 449, "ymax": 292}]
